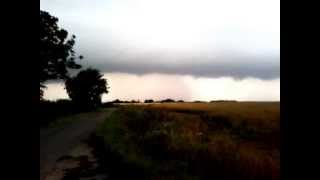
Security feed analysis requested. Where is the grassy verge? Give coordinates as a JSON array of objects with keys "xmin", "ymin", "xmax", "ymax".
[{"xmin": 47, "ymin": 114, "xmax": 82, "ymax": 129}]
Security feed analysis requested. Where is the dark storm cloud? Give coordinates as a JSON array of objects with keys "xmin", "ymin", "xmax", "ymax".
[
  {"xmin": 80, "ymin": 55, "xmax": 279, "ymax": 80},
  {"xmin": 41, "ymin": 0, "xmax": 279, "ymax": 80}
]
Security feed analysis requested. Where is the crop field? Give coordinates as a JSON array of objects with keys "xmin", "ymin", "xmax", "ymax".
[{"xmin": 97, "ymin": 102, "xmax": 280, "ymax": 180}]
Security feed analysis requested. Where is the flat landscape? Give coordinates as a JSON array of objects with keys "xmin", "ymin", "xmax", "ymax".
[
  {"xmin": 40, "ymin": 102, "xmax": 280, "ymax": 180},
  {"xmin": 96, "ymin": 102, "xmax": 280, "ymax": 180},
  {"xmin": 41, "ymin": 1, "xmax": 280, "ymax": 179}
]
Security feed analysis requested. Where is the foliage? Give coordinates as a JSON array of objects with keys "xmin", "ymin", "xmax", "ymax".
[
  {"xmin": 144, "ymin": 99, "xmax": 154, "ymax": 103},
  {"xmin": 160, "ymin": 99, "xmax": 175, "ymax": 103},
  {"xmin": 65, "ymin": 68, "xmax": 109, "ymax": 110},
  {"xmin": 40, "ymin": 10, "xmax": 82, "ymax": 98},
  {"xmin": 39, "ymin": 99, "xmax": 76, "ymax": 127}
]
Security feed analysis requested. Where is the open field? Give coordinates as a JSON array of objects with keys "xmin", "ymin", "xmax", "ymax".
[{"xmin": 96, "ymin": 102, "xmax": 280, "ymax": 180}]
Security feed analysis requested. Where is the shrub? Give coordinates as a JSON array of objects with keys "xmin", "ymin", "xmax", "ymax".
[
  {"xmin": 160, "ymin": 99, "xmax": 175, "ymax": 103},
  {"xmin": 39, "ymin": 99, "xmax": 76, "ymax": 127},
  {"xmin": 144, "ymin": 99, "xmax": 154, "ymax": 103},
  {"xmin": 101, "ymin": 102, "xmax": 115, "ymax": 108}
]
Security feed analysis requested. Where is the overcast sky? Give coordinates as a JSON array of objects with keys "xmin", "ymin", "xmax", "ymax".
[{"xmin": 41, "ymin": 0, "xmax": 280, "ymax": 101}]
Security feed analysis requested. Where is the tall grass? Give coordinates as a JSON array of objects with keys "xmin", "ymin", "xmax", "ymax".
[{"xmin": 97, "ymin": 102, "xmax": 279, "ymax": 180}]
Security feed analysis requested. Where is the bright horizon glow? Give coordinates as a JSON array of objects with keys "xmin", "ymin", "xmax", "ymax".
[{"xmin": 44, "ymin": 73, "xmax": 280, "ymax": 102}]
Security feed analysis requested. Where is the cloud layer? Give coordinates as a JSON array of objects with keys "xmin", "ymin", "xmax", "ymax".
[
  {"xmin": 81, "ymin": 53, "xmax": 279, "ymax": 79},
  {"xmin": 41, "ymin": 0, "xmax": 280, "ymax": 80}
]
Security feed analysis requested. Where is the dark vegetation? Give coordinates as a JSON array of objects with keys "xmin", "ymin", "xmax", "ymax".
[
  {"xmin": 160, "ymin": 99, "xmax": 175, "ymax": 103},
  {"xmin": 96, "ymin": 103, "xmax": 280, "ymax": 180},
  {"xmin": 40, "ymin": 10, "xmax": 82, "ymax": 100},
  {"xmin": 65, "ymin": 68, "xmax": 109, "ymax": 110},
  {"xmin": 110, "ymin": 99, "xmax": 141, "ymax": 103},
  {"xmin": 193, "ymin": 100, "xmax": 207, "ymax": 103},
  {"xmin": 39, "ymin": 99, "xmax": 76, "ymax": 127},
  {"xmin": 40, "ymin": 11, "xmax": 109, "ymax": 127},
  {"xmin": 210, "ymin": 100, "xmax": 238, "ymax": 103},
  {"xmin": 39, "ymin": 99, "xmax": 117, "ymax": 127},
  {"xmin": 101, "ymin": 102, "xmax": 117, "ymax": 108},
  {"xmin": 144, "ymin": 99, "xmax": 154, "ymax": 103}
]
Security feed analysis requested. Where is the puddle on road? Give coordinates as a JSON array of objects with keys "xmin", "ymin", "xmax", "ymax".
[{"xmin": 44, "ymin": 134, "xmax": 109, "ymax": 180}]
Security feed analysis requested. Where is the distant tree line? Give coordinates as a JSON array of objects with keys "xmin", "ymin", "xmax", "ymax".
[
  {"xmin": 210, "ymin": 100, "xmax": 238, "ymax": 103},
  {"xmin": 108, "ymin": 99, "xmax": 186, "ymax": 104},
  {"xmin": 144, "ymin": 99, "xmax": 154, "ymax": 103}
]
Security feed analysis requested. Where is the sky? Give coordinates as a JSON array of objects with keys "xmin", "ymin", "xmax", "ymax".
[{"xmin": 40, "ymin": 0, "xmax": 280, "ymax": 102}]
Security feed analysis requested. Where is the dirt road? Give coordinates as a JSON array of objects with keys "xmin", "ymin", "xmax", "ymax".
[{"xmin": 40, "ymin": 108, "xmax": 115, "ymax": 180}]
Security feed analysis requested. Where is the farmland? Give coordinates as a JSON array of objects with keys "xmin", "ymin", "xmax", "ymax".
[{"xmin": 95, "ymin": 102, "xmax": 280, "ymax": 180}]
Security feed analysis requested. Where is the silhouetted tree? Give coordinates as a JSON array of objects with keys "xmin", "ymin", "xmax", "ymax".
[
  {"xmin": 65, "ymin": 68, "xmax": 109, "ymax": 109},
  {"xmin": 144, "ymin": 99, "xmax": 154, "ymax": 103},
  {"xmin": 40, "ymin": 10, "xmax": 82, "ymax": 99},
  {"xmin": 210, "ymin": 100, "xmax": 238, "ymax": 103},
  {"xmin": 193, "ymin": 100, "xmax": 207, "ymax": 103},
  {"xmin": 131, "ymin": 100, "xmax": 140, "ymax": 103},
  {"xmin": 112, "ymin": 99, "xmax": 122, "ymax": 103},
  {"xmin": 160, "ymin": 99, "xmax": 175, "ymax": 103}
]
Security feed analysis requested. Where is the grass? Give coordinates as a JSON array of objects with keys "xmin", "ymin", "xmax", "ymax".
[
  {"xmin": 47, "ymin": 115, "xmax": 80, "ymax": 129},
  {"xmin": 96, "ymin": 102, "xmax": 280, "ymax": 180},
  {"xmin": 45, "ymin": 107, "xmax": 111, "ymax": 130}
]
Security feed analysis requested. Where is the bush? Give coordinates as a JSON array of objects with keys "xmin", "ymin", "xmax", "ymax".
[
  {"xmin": 101, "ymin": 102, "xmax": 115, "ymax": 108},
  {"xmin": 193, "ymin": 100, "xmax": 207, "ymax": 103},
  {"xmin": 111, "ymin": 99, "xmax": 122, "ymax": 103},
  {"xmin": 160, "ymin": 99, "xmax": 175, "ymax": 103},
  {"xmin": 210, "ymin": 100, "xmax": 238, "ymax": 103},
  {"xmin": 144, "ymin": 99, "xmax": 154, "ymax": 103},
  {"xmin": 39, "ymin": 99, "xmax": 76, "ymax": 127}
]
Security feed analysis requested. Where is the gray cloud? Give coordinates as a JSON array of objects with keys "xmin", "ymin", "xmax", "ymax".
[
  {"xmin": 77, "ymin": 53, "xmax": 279, "ymax": 80},
  {"xmin": 41, "ymin": 0, "xmax": 280, "ymax": 80},
  {"xmin": 41, "ymin": 0, "xmax": 280, "ymax": 102}
]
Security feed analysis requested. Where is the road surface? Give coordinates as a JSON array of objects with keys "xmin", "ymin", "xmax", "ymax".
[{"xmin": 40, "ymin": 108, "xmax": 115, "ymax": 180}]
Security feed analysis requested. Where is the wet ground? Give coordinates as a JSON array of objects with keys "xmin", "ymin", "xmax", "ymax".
[
  {"xmin": 40, "ymin": 108, "xmax": 115, "ymax": 180},
  {"xmin": 44, "ymin": 136, "xmax": 108, "ymax": 180}
]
